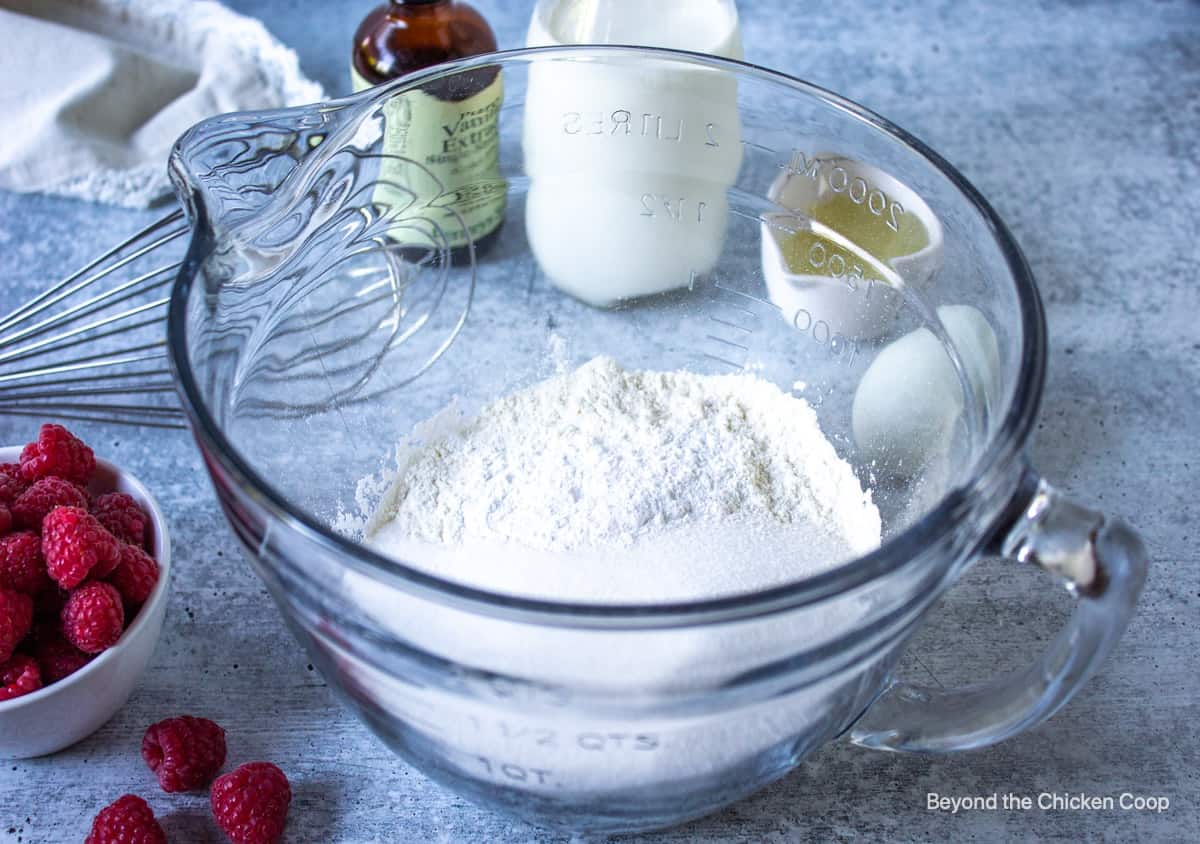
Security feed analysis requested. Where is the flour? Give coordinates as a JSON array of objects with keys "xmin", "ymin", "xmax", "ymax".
[
  {"xmin": 345, "ymin": 358, "xmax": 884, "ymax": 794},
  {"xmin": 363, "ymin": 356, "xmax": 880, "ymax": 601}
]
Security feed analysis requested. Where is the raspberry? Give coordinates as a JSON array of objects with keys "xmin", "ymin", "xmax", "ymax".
[
  {"xmin": 0, "ymin": 531, "xmax": 48, "ymax": 595},
  {"xmin": 42, "ymin": 506, "xmax": 121, "ymax": 589},
  {"xmin": 62, "ymin": 581, "xmax": 124, "ymax": 654},
  {"xmin": 33, "ymin": 627, "xmax": 92, "ymax": 683},
  {"xmin": 0, "ymin": 468, "xmax": 27, "ymax": 507},
  {"xmin": 108, "ymin": 544, "xmax": 159, "ymax": 609},
  {"xmin": 11, "ymin": 477, "xmax": 89, "ymax": 530},
  {"xmin": 0, "ymin": 588, "xmax": 33, "ymax": 663},
  {"xmin": 0, "ymin": 653, "xmax": 42, "ymax": 701},
  {"xmin": 0, "ymin": 504, "xmax": 10, "ymax": 536},
  {"xmin": 211, "ymin": 762, "xmax": 292, "ymax": 844},
  {"xmin": 85, "ymin": 794, "xmax": 166, "ymax": 844},
  {"xmin": 142, "ymin": 715, "xmax": 227, "ymax": 793},
  {"xmin": 19, "ymin": 423, "xmax": 96, "ymax": 485},
  {"xmin": 92, "ymin": 493, "xmax": 149, "ymax": 548}
]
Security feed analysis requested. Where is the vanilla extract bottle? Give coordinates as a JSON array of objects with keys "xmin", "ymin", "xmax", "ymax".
[{"xmin": 352, "ymin": 0, "xmax": 504, "ymax": 257}]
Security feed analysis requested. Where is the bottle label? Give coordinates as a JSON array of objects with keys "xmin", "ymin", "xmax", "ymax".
[{"xmin": 352, "ymin": 67, "xmax": 506, "ymax": 250}]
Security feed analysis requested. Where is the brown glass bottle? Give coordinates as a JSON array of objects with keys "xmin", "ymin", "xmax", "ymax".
[{"xmin": 352, "ymin": 0, "xmax": 504, "ymax": 260}]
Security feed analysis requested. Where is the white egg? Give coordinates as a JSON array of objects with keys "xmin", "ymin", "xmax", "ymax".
[{"xmin": 851, "ymin": 304, "xmax": 1000, "ymax": 474}]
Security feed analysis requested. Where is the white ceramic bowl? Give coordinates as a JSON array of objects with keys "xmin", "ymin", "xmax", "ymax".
[{"xmin": 0, "ymin": 446, "xmax": 171, "ymax": 758}]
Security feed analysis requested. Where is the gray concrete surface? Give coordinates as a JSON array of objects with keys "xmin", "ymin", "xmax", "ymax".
[{"xmin": 0, "ymin": 0, "xmax": 1196, "ymax": 840}]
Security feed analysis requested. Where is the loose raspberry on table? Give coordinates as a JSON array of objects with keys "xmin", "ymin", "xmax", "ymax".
[
  {"xmin": 108, "ymin": 544, "xmax": 159, "ymax": 609},
  {"xmin": 19, "ymin": 423, "xmax": 96, "ymax": 485},
  {"xmin": 0, "ymin": 468, "xmax": 27, "ymax": 507},
  {"xmin": 0, "ymin": 588, "xmax": 33, "ymax": 664},
  {"xmin": 143, "ymin": 715, "xmax": 227, "ymax": 793},
  {"xmin": 12, "ymin": 477, "xmax": 88, "ymax": 531},
  {"xmin": 92, "ymin": 493, "xmax": 149, "ymax": 548},
  {"xmin": 42, "ymin": 506, "xmax": 121, "ymax": 588},
  {"xmin": 211, "ymin": 761, "xmax": 292, "ymax": 844},
  {"xmin": 33, "ymin": 627, "xmax": 92, "ymax": 683},
  {"xmin": 61, "ymin": 581, "xmax": 124, "ymax": 654},
  {"xmin": 0, "ymin": 653, "xmax": 42, "ymax": 701},
  {"xmin": 0, "ymin": 531, "xmax": 48, "ymax": 595},
  {"xmin": 85, "ymin": 794, "xmax": 166, "ymax": 844}
]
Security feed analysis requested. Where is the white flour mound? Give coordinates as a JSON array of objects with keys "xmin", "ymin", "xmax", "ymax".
[
  {"xmin": 366, "ymin": 357, "xmax": 880, "ymax": 578},
  {"xmin": 347, "ymin": 358, "xmax": 884, "ymax": 791}
]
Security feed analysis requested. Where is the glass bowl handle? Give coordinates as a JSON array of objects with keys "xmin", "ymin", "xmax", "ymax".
[{"xmin": 848, "ymin": 473, "xmax": 1147, "ymax": 752}]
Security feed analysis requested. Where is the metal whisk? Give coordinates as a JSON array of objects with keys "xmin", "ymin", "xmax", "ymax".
[{"xmin": 0, "ymin": 211, "xmax": 189, "ymax": 429}]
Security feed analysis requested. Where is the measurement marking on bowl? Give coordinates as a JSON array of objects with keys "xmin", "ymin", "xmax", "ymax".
[
  {"xmin": 791, "ymin": 308, "xmax": 861, "ymax": 367},
  {"xmin": 448, "ymin": 666, "xmax": 573, "ymax": 708},
  {"xmin": 560, "ymin": 109, "xmax": 725, "ymax": 147},
  {"xmin": 740, "ymin": 139, "xmax": 777, "ymax": 155},
  {"xmin": 475, "ymin": 756, "xmax": 555, "ymax": 786},
  {"xmin": 709, "ymin": 316, "xmax": 753, "ymax": 334},
  {"xmin": 691, "ymin": 272, "xmax": 757, "ymax": 321},
  {"xmin": 693, "ymin": 268, "xmax": 863, "ymax": 373},
  {"xmin": 796, "ymin": 239, "xmax": 887, "ymax": 298},
  {"xmin": 576, "ymin": 732, "xmax": 660, "ymax": 752},
  {"xmin": 779, "ymin": 150, "xmax": 908, "ymax": 231},
  {"xmin": 705, "ymin": 353, "xmax": 744, "ymax": 370},
  {"xmin": 640, "ymin": 193, "xmax": 708, "ymax": 224},
  {"xmin": 495, "ymin": 721, "xmax": 558, "ymax": 747},
  {"xmin": 688, "ymin": 273, "xmax": 780, "ymax": 371},
  {"xmin": 706, "ymin": 333, "xmax": 750, "ymax": 353},
  {"xmin": 714, "ymin": 278, "xmax": 782, "ymax": 313},
  {"xmin": 484, "ymin": 721, "xmax": 663, "ymax": 753}
]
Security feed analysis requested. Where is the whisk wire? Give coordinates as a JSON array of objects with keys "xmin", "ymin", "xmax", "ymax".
[
  {"xmin": 0, "ymin": 368, "xmax": 174, "ymax": 396},
  {"xmin": 0, "ymin": 211, "xmax": 185, "ymax": 334},
  {"xmin": 0, "ymin": 264, "xmax": 178, "ymax": 348},
  {"xmin": 0, "ymin": 307, "xmax": 168, "ymax": 368},
  {"xmin": 0, "ymin": 211, "xmax": 186, "ymax": 428},
  {"xmin": 2, "ymin": 197, "xmax": 441, "ymax": 429},
  {"xmin": 0, "ymin": 349, "xmax": 169, "ymax": 384},
  {"xmin": 0, "ymin": 407, "xmax": 185, "ymax": 430}
]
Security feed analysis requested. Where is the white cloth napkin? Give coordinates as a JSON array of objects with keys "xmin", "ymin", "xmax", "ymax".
[{"xmin": 0, "ymin": 0, "xmax": 325, "ymax": 208}]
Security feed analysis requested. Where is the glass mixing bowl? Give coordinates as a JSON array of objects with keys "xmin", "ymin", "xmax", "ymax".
[{"xmin": 166, "ymin": 47, "xmax": 1146, "ymax": 833}]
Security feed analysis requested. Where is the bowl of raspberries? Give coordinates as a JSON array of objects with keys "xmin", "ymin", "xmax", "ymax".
[{"xmin": 0, "ymin": 424, "xmax": 169, "ymax": 758}]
